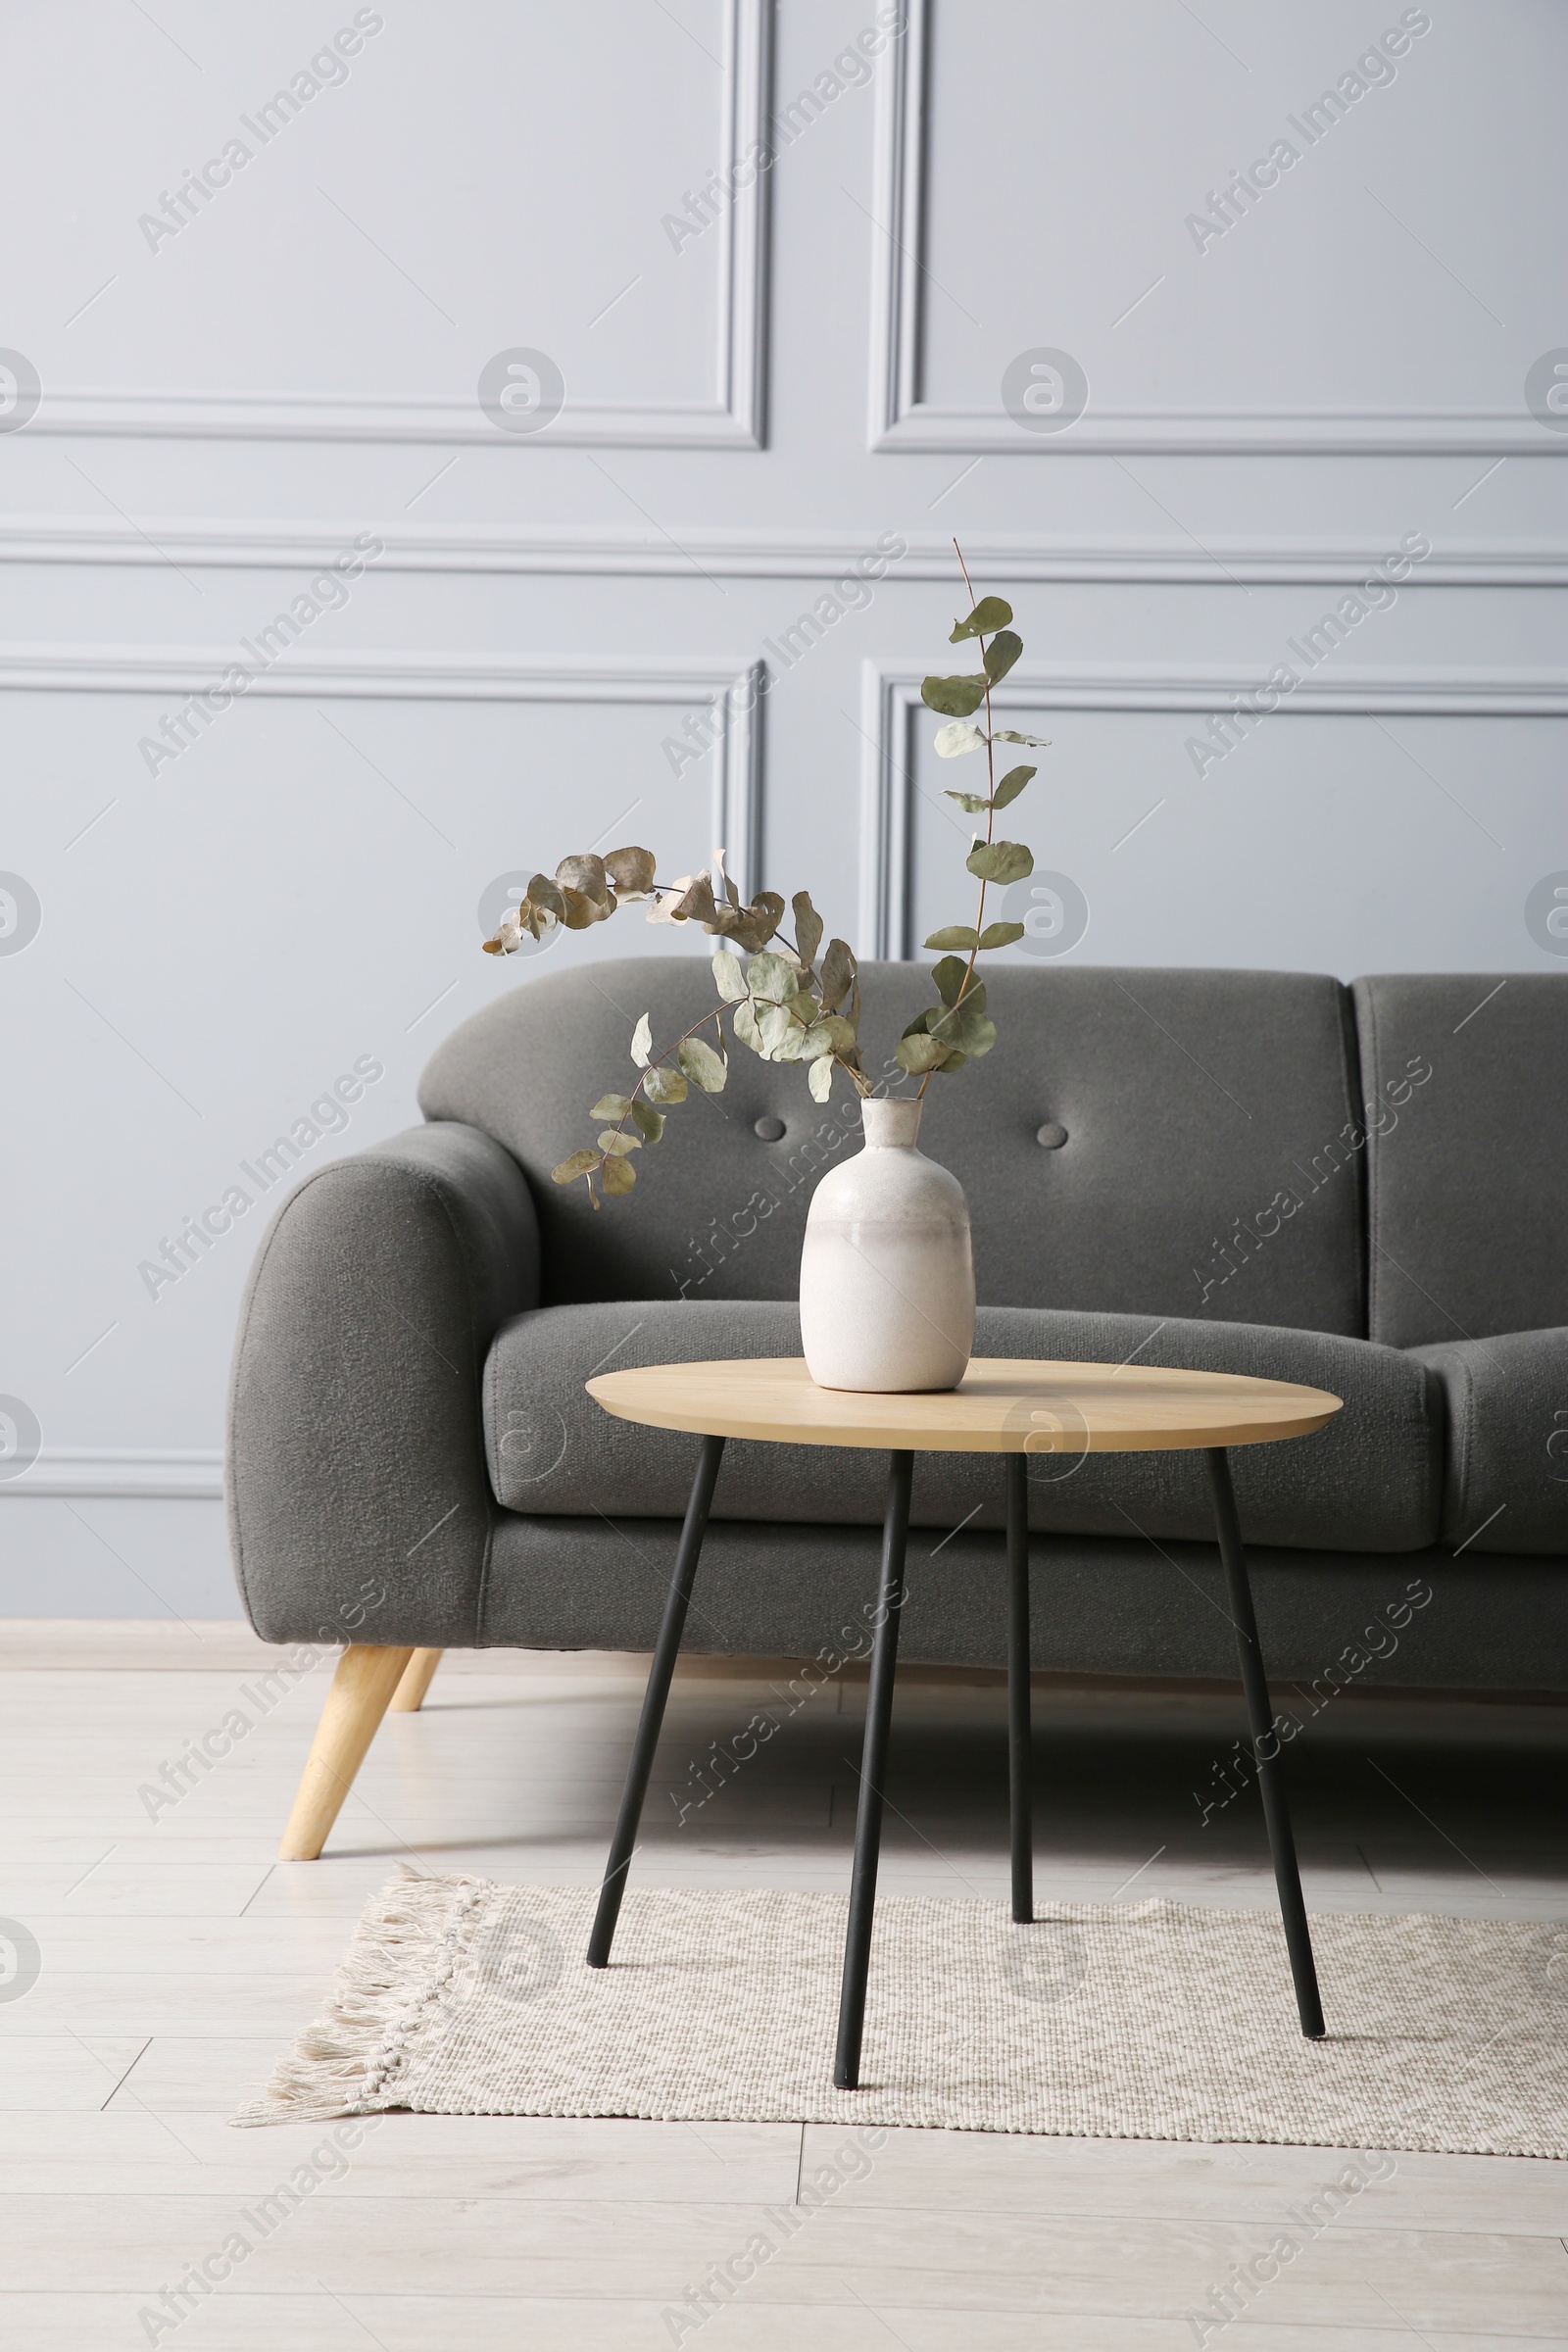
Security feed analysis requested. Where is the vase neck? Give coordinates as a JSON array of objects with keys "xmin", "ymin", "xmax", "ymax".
[{"xmin": 860, "ymin": 1097, "xmax": 922, "ymax": 1149}]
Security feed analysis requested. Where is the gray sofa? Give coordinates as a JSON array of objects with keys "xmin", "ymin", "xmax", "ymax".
[{"xmin": 228, "ymin": 962, "xmax": 1568, "ymax": 1732}]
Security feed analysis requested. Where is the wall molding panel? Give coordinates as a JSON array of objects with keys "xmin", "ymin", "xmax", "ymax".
[
  {"xmin": 868, "ymin": 0, "xmax": 1563, "ymax": 458},
  {"xmin": 859, "ymin": 660, "xmax": 1568, "ymax": 958},
  {"xmin": 26, "ymin": 0, "xmax": 771, "ymax": 451},
  {"xmin": 2, "ymin": 519, "xmax": 1564, "ymax": 585},
  {"xmin": 4, "ymin": 1451, "xmax": 225, "ymax": 1501},
  {"xmin": 0, "ymin": 647, "xmax": 766, "ymax": 904}
]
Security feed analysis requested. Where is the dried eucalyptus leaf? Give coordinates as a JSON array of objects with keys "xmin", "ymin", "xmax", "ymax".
[
  {"xmin": 808, "ymin": 1054, "xmax": 834, "ymax": 1102},
  {"xmin": 711, "ymin": 947, "xmax": 747, "ymax": 1003},
  {"xmin": 600, "ymin": 1152, "xmax": 636, "ymax": 1195},
  {"xmin": 758, "ymin": 1002, "xmax": 802, "ymax": 1059},
  {"xmin": 791, "ymin": 890, "xmax": 823, "ymax": 972},
  {"xmin": 933, "ymin": 721, "xmax": 987, "ymax": 759},
  {"xmin": 920, "ymin": 672, "xmax": 988, "ymax": 718},
  {"xmin": 746, "ymin": 951, "xmax": 794, "ymax": 1003},
  {"xmin": 931, "ymin": 1048, "xmax": 968, "ymax": 1073},
  {"xmin": 786, "ymin": 989, "xmax": 819, "ymax": 1023},
  {"xmin": 747, "ymin": 890, "xmax": 785, "ymax": 946},
  {"xmin": 528, "ymin": 875, "xmax": 566, "ymax": 920},
  {"xmin": 598, "ymin": 1129, "xmax": 641, "ymax": 1154},
  {"xmin": 943, "ymin": 790, "xmax": 989, "ymax": 814},
  {"xmin": 978, "ymin": 920, "xmax": 1025, "ymax": 949},
  {"xmin": 487, "ymin": 900, "xmax": 523, "ymax": 951},
  {"xmin": 630, "ymin": 1012, "xmax": 653, "ymax": 1067},
  {"xmin": 896, "ymin": 1032, "xmax": 950, "ymax": 1074},
  {"xmin": 552, "ymin": 1149, "xmax": 601, "ymax": 1184},
  {"xmin": 949, "ymin": 596, "xmax": 1012, "ymax": 641},
  {"xmin": 603, "ymin": 845, "xmax": 656, "ymax": 898},
  {"xmin": 991, "ymin": 764, "xmax": 1035, "ymax": 809},
  {"xmin": 671, "ymin": 872, "xmax": 718, "ymax": 926},
  {"xmin": 630, "ymin": 1101, "xmax": 664, "ymax": 1143},
  {"xmin": 560, "ymin": 887, "xmax": 602, "ymax": 930},
  {"xmin": 965, "ymin": 839, "xmax": 1034, "ymax": 885},
  {"xmin": 815, "ymin": 1013, "xmax": 857, "ymax": 1053},
  {"xmin": 678, "ymin": 1036, "xmax": 728, "ymax": 1093},
  {"xmin": 994, "ymin": 729, "xmax": 1050, "ymax": 748},
  {"xmin": 732, "ymin": 999, "xmax": 763, "ymax": 1054},
  {"xmin": 984, "ymin": 629, "xmax": 1022, "ymax": 684},
  {"xmin": 924, "ymin": 925, "xmax": 978, "ymax": 951},
  {"xmin": 645, "ymin": 876, "xmax": 695, "ymax": 926},
  {"xmin": 556, "ymin": 853, "xmax": 608, "ymax": 901},
  {"xmin": 643, "ymin": 1062, "xmax": 688, "ymax": 1104},
  {"xmin": 590, "ymin": 1094, "xmax": 632, "ymax": 1120},
  {"xmin": 930, "ymin": 955, "xmax": 968, "ymax": 1007},
  {"xmin": 819, "ymin": 937, "xmax": 855, "ymax": 1010},
  {"xmin": 715, "ymin": 894, "xmax": 784, "ymax": 950},
  {"xmin": 932, "ymin": 1001, "xmax": 996, "ymax": 1056}
]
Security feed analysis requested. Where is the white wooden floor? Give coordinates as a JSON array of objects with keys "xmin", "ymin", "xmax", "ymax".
[{"xmin": 2, "ymin": 1622, "xmax": 1565, "ymax": 2350}]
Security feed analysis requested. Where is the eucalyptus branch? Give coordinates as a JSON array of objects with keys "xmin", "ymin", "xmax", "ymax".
[
  {"xmin": 919, "ymin": 540, "xmax": 996, "ymax": 1101},
  {"xmin": 479, "ymin": 548, "xmax": 1040, "ymax": 1203},
  {"xmin": 898, "ymin": 541, "xmax": 1048, "ymax": 1094}
]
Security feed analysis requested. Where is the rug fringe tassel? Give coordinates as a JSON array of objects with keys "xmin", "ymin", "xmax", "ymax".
[{"xmin": 231, "ymin": 1866, "xmax": 487, "ymax": 2127}]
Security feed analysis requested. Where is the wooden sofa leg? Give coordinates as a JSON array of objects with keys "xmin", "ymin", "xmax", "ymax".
[
  {"xmin": 279, "ymin": 1644, "xmax": 415, "ymax": 1861},
  {"xmin": 389, "ymin": 1647, "xmax": 444, "ymax": 1713}
]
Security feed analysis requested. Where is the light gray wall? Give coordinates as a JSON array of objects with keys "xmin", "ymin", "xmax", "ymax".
[{"xmin": 1, "ymin": 0, "xmax": 1564, "ymax": 1613}]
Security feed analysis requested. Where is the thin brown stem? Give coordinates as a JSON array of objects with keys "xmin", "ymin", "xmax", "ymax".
[{"xmin": 918, "ymin": 540, "xmax": 994, "ymax": 1101}]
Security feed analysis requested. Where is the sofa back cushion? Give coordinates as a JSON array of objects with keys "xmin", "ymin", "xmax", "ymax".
[
  {"xmin": 1354, "ymin": 973, "xmax": 1568, "ymax": 1345},
  {"xmin": 420, "ymin": 958, "xmax": 1367, "ymax": 1332}
]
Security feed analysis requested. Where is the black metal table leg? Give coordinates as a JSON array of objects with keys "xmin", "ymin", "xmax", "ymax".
[
  {"xmin": 587, "ymin": 1433, "xmax": 725, "ymax": 1968},
  {"xmin": 834, "ymin": 1448, "xmax": 914, "ymax": 2089},
  {"xmin": 1004, "ymin": 1452, "xmax": 1033, "ymax": 1924},
  {"xmin": 1206, "ymin": 1446, "xmax": 1326, "ymax": 2039}
]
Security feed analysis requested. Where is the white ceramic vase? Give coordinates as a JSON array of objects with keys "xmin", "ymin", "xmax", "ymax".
[{"xmin": 799, "ymin": 1097, "xmax": 975, "ymax": 1393}]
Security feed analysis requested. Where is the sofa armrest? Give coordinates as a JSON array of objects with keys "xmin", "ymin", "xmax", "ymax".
[
  {"xmin": 1408, "ymin": 1329, "xmax": 1568, "ymax": 1554},
  {"xmin": 226, "ymin": 1122, "xmax": 540, "ymax": 1644}
]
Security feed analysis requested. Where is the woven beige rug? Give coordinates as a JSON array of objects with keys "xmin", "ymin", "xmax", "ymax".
[{"xmin": 235, "ymin": 1873, "xmax": 1568, "ymax": 2156}]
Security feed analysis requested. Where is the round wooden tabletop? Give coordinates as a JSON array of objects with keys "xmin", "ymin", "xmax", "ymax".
[{"xmin": 586, "ymin": 1357, "xmax": 1343, "ymax": 1455}]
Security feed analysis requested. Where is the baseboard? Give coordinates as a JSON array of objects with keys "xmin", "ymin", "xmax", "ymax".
[{"xmin": 3, "ymin": 1623, "xmax": 1563, "ymax": 1722}]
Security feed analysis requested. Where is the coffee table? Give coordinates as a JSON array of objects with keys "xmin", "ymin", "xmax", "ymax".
[{"xmin": 584, "ymin": 1357, "xmax": 1343, "ymax": 2087}]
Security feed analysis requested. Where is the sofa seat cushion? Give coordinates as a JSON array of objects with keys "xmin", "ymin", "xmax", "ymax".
[
  {"xmin": 484, "ymin": 1300, "xmax": 1442, "ymax": 1552},
  {"xmin": 1408, "ymin": 1330, "xmax": 1568, "ymax": 1554}
]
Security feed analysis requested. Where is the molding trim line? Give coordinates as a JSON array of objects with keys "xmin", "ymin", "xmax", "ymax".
[
  {"xmin": 859, "ymin": 659, "xmax": 1568, "ymax": 959},
  {"xmin": 868, "ymin": 0, "xmax": 1563, "ymax": 458},
  {"xmin": 0, "ymin": 647, "xmax": 766, "ymax": 906},
  {"xmin": 3, "ymin": 519, "xmax": 1565, "ymax": 585},
  {"xmin": 6, "ymin": 1450, "xmax": 225, "ymax": 1499},
  {"xmin": 24, "ymin": 1, "xmax": 770, "ymax": 451}
]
